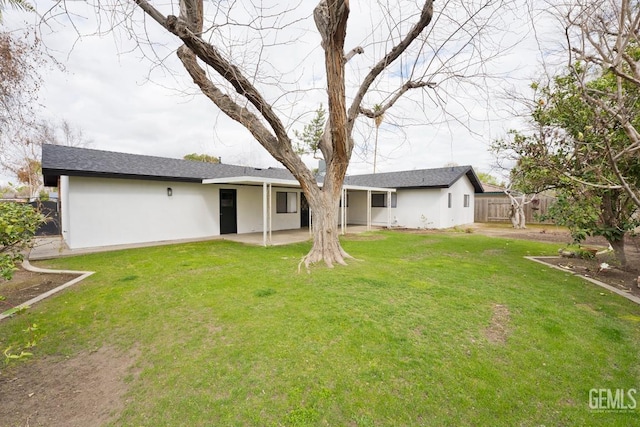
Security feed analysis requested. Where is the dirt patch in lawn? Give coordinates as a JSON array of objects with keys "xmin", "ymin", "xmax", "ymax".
[
  {"xmin": 1, "ymin": 269, "xmax": 79, "ymax": 310},
  {"xmin": 485, "ymin": 303, "xmax": 511, "ymax": 344},
  {"xmin": 0, "ymin": 346, "xmax": 139, "ymax": 427}
]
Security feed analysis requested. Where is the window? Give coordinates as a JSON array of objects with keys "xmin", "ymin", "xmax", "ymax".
[
  {"xmin": 447, "ymin": 192, "xmax": 452, "ymax": 208},
  {"xmin": 371, "ymin": 193, "xmax": 386, "ymax": 207},
  {"xmin": 371, "ymin": 193, "xmax": 396, "ymax": 208},
  {"xmin": 463, "ymin": 194, "xmax": 470, "ymax": 208},
  {"xmin": 276, "ymin": 192, "xmax": 297, "ymax": 213}
]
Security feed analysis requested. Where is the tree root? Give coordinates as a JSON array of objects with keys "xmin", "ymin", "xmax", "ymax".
[{"xmin": 297, "ymin": 246, "xmax": 353, "ymax": 273}]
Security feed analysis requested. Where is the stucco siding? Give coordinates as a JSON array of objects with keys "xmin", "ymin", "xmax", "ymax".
[
  {"xmin": 235, "ymin": 186, "xmax": 262, "ymax": 234},
  {"xmin": 63, "ymin": 178, "xmax": 304, "ymax": 249},
  {"xmin": 440, "ymin": 177, "xmax": 475, "ymax": 228},
  {"xmin": 60, "ymin": 176, "xmax": 71, "ymax": 245},
  {"xmin": 65, "ymin": 177, "xmax": 218, "ymax": 249},
  {"xmin": 270, "ymin": 187, "xmax": 303, "ymax": 231},
  {"xmin": 211, "ymin": 185, "xmax": 302, "ymax": 234},
  {"xmin": 346, "ymin": 177, "xmax": 475, "ymax": 229},
  {"xmin": 346, "ymin": 191, "xmax": 367, "ymax": 224},
  {"xmin": 394, "ymin": 189, "xmax": 443, "ymax": 228}
]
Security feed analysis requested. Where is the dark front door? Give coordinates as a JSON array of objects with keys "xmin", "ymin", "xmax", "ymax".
[
  {"xmin": 300, "ymin": 192, "xmax": 310, "ymax": 228},
  {"xmin": 219, "ymin": 189, "xmax": 237, "ymax": 234}
]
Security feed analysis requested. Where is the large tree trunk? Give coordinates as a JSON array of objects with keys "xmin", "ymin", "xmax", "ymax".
[
  {"xmin": 600, "ymin": 192, "xmax": 629, "ymax": 269},
  {"xmin": 607, "ymin": 237, "xmax": 628, "ymax": 269},
  {"xmin": 296, "ymin": 0, "xmax": 352, "ymax": 269},
  {"xmin": 301, "ymin": 186, "xmax": 352, "ymax": 269}
]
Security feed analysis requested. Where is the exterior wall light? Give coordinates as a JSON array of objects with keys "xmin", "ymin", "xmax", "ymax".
[{"xmin": 167, "ymin": 187, "xmax": 173, "ymax": 197}]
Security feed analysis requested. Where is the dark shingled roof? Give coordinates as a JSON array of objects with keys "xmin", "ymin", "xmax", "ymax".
[
  {"xmin": 344, "ymin": 166, "xmax": 484, "ymax": 193},
  {"xmin": 41, "ymin": 145, "xmax": 483, "ymax": 192},
  {"xmin": 42, "ymin": 144, "xmax": 295, "ymax": 186}
]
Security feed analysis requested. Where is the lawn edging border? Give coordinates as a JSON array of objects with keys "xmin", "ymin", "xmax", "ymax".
[
  {"xmin": 526, "ymin": 256, "xmax": 640, "ymax": 306},
  {"xmin": 0, "ymin": 261, "xmax": 95, "ymax": 321}
]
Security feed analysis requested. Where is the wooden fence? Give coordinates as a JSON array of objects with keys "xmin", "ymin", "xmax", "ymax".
[{"xmin": 474, "ymin": 195, "xmax": 555, "ymax": 224}]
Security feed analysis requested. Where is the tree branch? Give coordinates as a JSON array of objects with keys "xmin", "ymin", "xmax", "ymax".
[
  {"xmin": 604, "ymin": 133, "xmax": 640, "ymax": 208},
  {"xmin": 344, "ymin": 46, "xmax": 363, "ymax": 62},
  {"xmin": 176, "ymin": 46, "xmax": 316, "ymax": 189},
  {"xmin": 134, "ymin": 0, "xmax": 291, "ymax": 145},
  {"xmin": 346, "ymin": 1, "xmax": 434, "ymax": 134},
  {"xmin": 359, "ymin": 80, "xmax": 436, "ymax": 119},
  {"xmin": 562, "ymin": 172, "xmax": 623, "ymax": 189}
]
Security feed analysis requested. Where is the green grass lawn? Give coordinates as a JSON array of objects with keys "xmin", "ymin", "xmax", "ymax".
[{"xmin": 2, "ymin": 231, "xmax": 640, "ymax": 426}]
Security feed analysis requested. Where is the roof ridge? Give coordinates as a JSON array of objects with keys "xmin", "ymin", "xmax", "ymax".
[
  {"xmin": 347, "ymin": 165, "xmax": 472, "ymax": 178},
  {"xmin": 42, "ymin": 144, "xmax": 289, "ymax": 172}
]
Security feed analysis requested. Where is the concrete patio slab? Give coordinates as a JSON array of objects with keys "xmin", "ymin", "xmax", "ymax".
[{"xmin": 28, "ymin": 226, "xmax": 376, "ymax": 260}]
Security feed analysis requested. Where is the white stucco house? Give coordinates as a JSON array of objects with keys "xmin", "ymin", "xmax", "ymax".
[{"xmin": 42, "ymin": 144, "xmax": 483, "ymax": 249}]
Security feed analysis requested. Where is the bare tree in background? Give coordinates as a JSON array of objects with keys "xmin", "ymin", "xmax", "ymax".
[
  {"xmin": 50, "ymin": 0, "xmax": 519, "ymax": 267},
  {"xmin": 0, "ymin": 31, "xmax": 41, "ymax": 139},
  {"xmin": 1, "ymin": 120, "xmax": 91, "ymax": 198},
  {"xmin": 0, "ymin": 30, "xmax": 46, "ymax": 198},
  {"xmin": 504, "ymin": 188, "xmax": 535, "ymax": 229},
  {"xmin": 554, "ymin": 0, "xmax": 640, "ymax": 208}
]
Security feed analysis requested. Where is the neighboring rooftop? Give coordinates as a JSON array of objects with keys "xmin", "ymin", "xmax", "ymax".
[
  {"xmin": 479, "ymin": 182, "xmax": 507, "ymax": 194},
  {"xmin": 42, "ymin": 144, "xmax": 483, "ymax": 192}
]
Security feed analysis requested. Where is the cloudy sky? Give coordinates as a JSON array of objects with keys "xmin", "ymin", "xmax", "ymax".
[{"xmin": 2, "ymin": 0, "xmax": 563, "ymax": 185}]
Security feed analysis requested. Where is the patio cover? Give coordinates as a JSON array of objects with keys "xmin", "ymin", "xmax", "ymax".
[{"xmin": 202, "ymin": 176, "xmax": 396, "ymax": 246}]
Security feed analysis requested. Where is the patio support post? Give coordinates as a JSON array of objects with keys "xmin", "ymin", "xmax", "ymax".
[
  {"xmin": 262, "ymin": 182, "xmax": 268, "ymax": 247},
  {"xmin": 340, "ymin": 188, "xmax": 345, "ymax": 235},
  {"xmin": 344, "ymin": 188, "xmax": 348, "ymax": 234},
  {"xmin": 387, "ymin": 190, "xmax": 392, "ymax": 228},
  {"xmin": 367, "ymin": 190, "xmax": 372, "ymax": 231},
  {"xmin": 268, "ymin": 183, "xmax": 272, "ymax": 245}
]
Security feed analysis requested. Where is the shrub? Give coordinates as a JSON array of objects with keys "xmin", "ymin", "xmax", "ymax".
[
  {"xmin": 0, "ymin": 202, "xmax": 45, "ymax": 280},
  {"xmin": 575, "ymin": 248, "xmax": 596, "ymax": 260}
]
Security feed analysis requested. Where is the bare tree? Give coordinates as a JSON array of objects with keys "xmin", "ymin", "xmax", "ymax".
[
  {"xmin": 553, "ymin": 0, "xmax": 640, "ymax": 208},
  {"xmin": 1, "ymin": 120, "xmax": 91, "ymax": 198},
  {"xmin": 0, "ymin": 31, "xmax": 41, "ymax": 139},
  {"xmin": 0, "ymin": 30, "xmax": 46, "ymax": 199},
  {"xmin": 50, "ymin": 0, "xmax": 519, "ymax": 267},
  {"xmin": 504, "ymin": 188, "xmax": 535, "ymax": 229}
]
